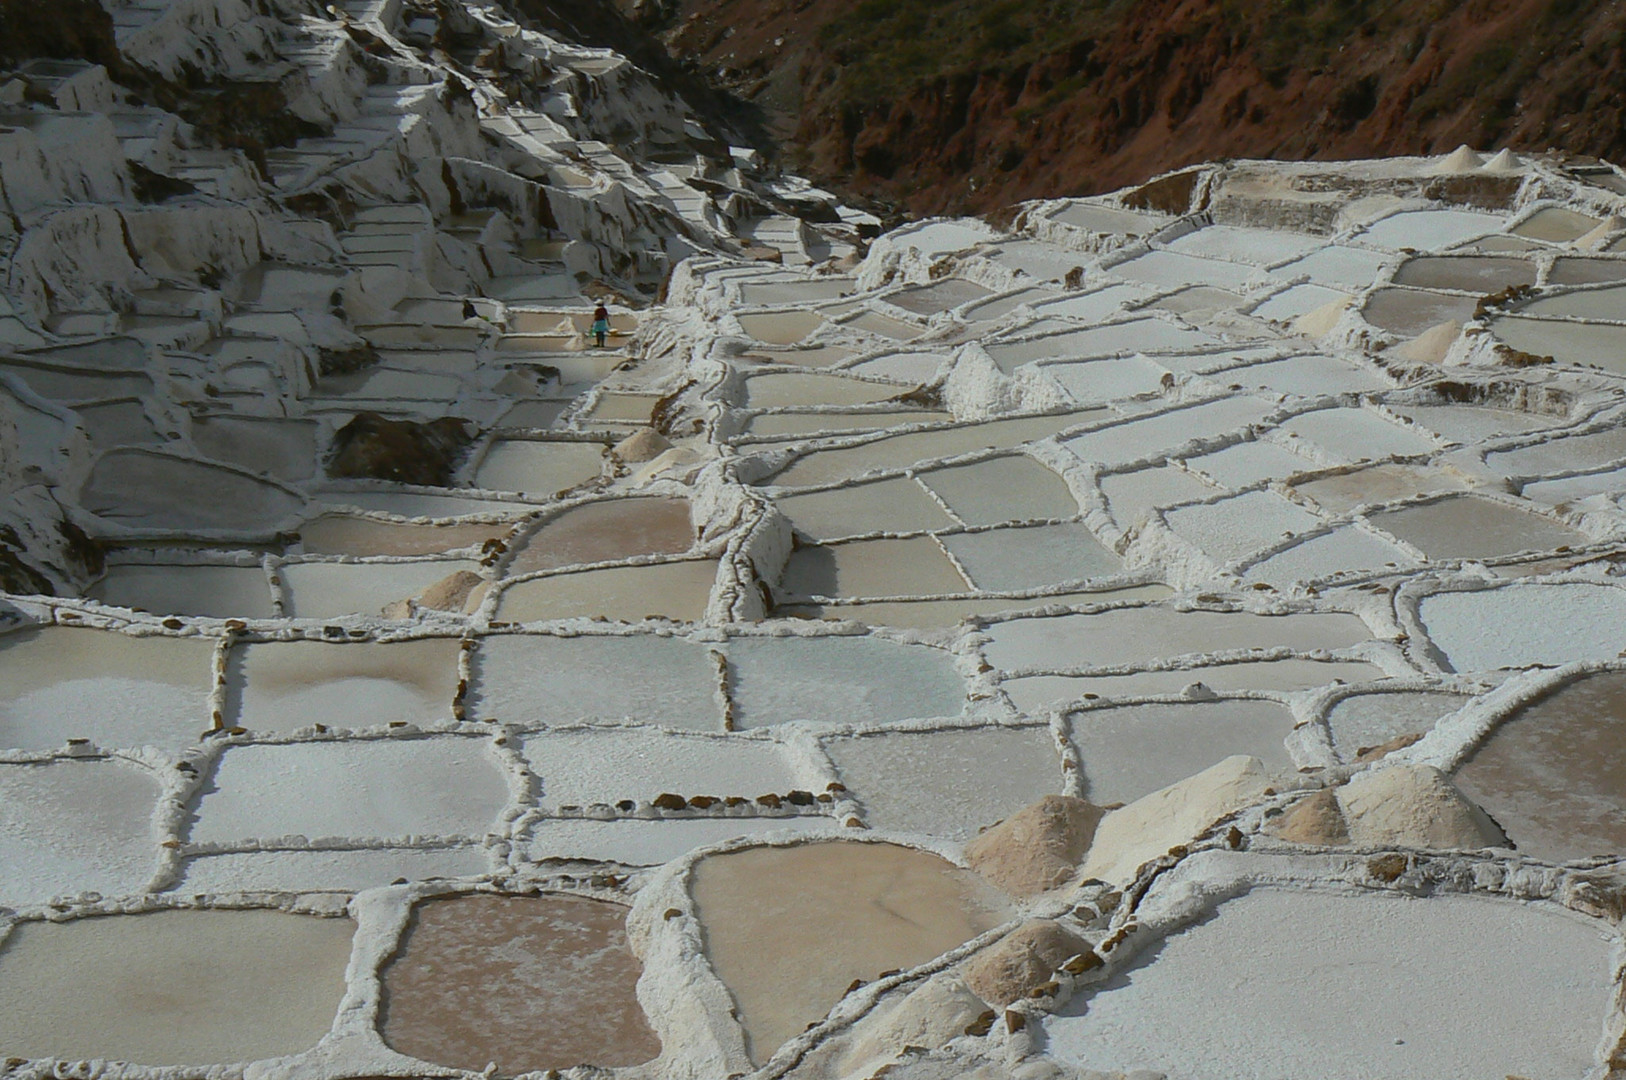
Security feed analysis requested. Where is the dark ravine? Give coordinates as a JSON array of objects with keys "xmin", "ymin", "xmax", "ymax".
[{"xmin": 634, "ymin": 0, "xmax": 1626, "ymax": 216}]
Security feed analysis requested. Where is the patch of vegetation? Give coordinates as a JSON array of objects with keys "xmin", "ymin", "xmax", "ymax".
[{"xmin": 816, "ymin": 0, "xmax": 1127, "ymax": 108}]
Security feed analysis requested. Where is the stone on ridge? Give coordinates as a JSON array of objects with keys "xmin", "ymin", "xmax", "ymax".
[
  {"xmin": 381, "ymin": 568, "xmax": 486, "ymax": 617},
  {"xmin": 965, "ymin": 795, "xmax": 1104, "ymax": 897},
  {"xmin": 962, "ymin": 919, "xmax": 1089, "ymax": 1008}
]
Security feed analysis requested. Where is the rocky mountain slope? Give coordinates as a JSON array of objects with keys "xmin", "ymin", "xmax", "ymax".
[{"xmin": 644, "ymin": 0, "xmax": 1626, "ymax": 216}]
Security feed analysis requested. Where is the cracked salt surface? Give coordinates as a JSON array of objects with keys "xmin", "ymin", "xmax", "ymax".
[{"xmin": 4, "ymin": 26, "xmax": 1626, "ymax": 1072}]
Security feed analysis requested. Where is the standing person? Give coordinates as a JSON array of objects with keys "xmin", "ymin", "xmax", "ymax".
[{"xmin": 591, "ymin": 303, "xmax": 610, "ymax": 348}]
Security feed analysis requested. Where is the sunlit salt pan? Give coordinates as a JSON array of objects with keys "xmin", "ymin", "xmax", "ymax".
[
  {"xmin": 173, "ymin": 846, "xmax": 491, "ymax": 892},
  {"xmin": 1367, "ymin": 495, "xmax": 1587, "ymax": 561},
  {"xmin": 0, "ymin": 628, "xmax": 213, "ymax": 753},
  {"xmin": 942, "ymin": 523, "xmax": 1122, "ymax": 590},
  {"xmin": 1488, "ymin": 317, "xmax": 1626, "ymax": 374},
  {"xmin": 188, "ymin": 737, "xmax": 509, "ymax": 844},
  {"xmin": 1390, "ymin": 403, "xmax": 1555, "ymax": 444},
  {"xmin": 745, "ymin": 409, "xmax": 952, "ymax": 439},
  {"xmin": 1048, "ymin": 356, "xmax": 1170, "ymax": 402},
  {"xmin": 983, "ymin": 605, "xmax": 1369, "ymax": 673},
  {"xmin": 1361, "ymin": 209, "xmax": 1502, "ymax": 250},
  {"xmin": 824, "ymin": 725, "xmax": 1063, "ymax": 839},
  {"xmin": 497, "ymin": 559, "xmax": 717, "ymax": 623},
  {"xmin": 280, "ymin": 559, "xmax": 481, "ymax": 618},
  {"xmin": 1184, "ymin": 440, "xmax": 1314, "ymax": 486},
  {"xmin": 1107, "ymin": 250, "xmax": 1258, "ymax": 291},
  {"xmin": 1165, "ymin": 490, "xmax": 1324, "ymax": 564},
  {"xmin": 1419, "ymin": 583, "xmax": 1626, "ymax": 670},
  {"xmin": 1324, "ymin": 689, "xmax": 1471, "ymax": 763},
  {"xmin": 1043, "ymin": 888, "xmax": 1612, "ymax": 1080},
  {"xmin": 1005, "ymin": 659, "xmax": 1382, "ymax": 711},
  {"xmin": 1241, "ymin": 526, "xmax": 1417, "ymax": 585},
  {"xmin": 474, "ymin": 439, "xmax": 605, "ymax": 495},
  {"xmin": 918, "ymin": 454, "xmax": 1077, "ymax": 525},
  {"xmin": 1251, "ymin": 284, "xmax": 1349, "ymax": 321},
  {"xmin": 226, "ymin": 638, "xmax": 460, "ymax": 732},
  {"xmin": 82, "ymin": 449, "xmax": 305, "ymax": 532},
  {"xmin": 505, "ymin": 497, "xmax": 693, "ymax": 575},
  {"xmin": 727, "ymin": 635, "xmax": 964, "ymax": 727},
  {"xmin": 771, "ymin": 413, "xmax": 1096, "ymax": 487},
  {"xmin": 1099, "ymin": 466, "xmax": 1222, "ymax": 528},
  {"xmin": 1069, "ymin": 699, "xmax": 1296, "ymax": 803},
  {"xmin": 1049, "ymin": 203, "xmax": 1168, "ymax": 236},
  {"xmin": 1066, "ymin": 398, "xmax": 1272, "ymax": 467},
  {"xmin": 1362, "ymin": 287, "xmax": 1478, "ymax": 338},
  {"xmin": 1270, "ymin": 245, "xmax": 1392, "ymax": 289},
  {"xmin": 0, "ymin": 910, "xmax": 354, "ymax": 1066},
  {"xmin": 1280, "ymin": 407, "xmax": 1439, "ymax": 460},
  {"xmin": 524, "ymin": 728, "xmax": 797, "ymax": 806},
  {"xmin": 777, "ymin": 477, "xmax": 955, "ymax": 540},
  {"xmin": 297, "ymin": 515, "xmax": 510, "ymax": 556},
  {"xmin": 1392, "ymin": 255, "xmax": 1536, "ymax": 292},
  {"xmin": 778, "ymin": 535, "xmax": 969, "ymax": 600},
  {"xmin": 0, "ymin": 759, "xmax": 160, "ymax": 906},
  {"xmin": 1031, "ymin": 284, "xmax": 1147, "ymax": 323},
  {"xmin": 471, "ymin": 633, "xmax": 721, "ymax": 729},
  {"xmin": 1511, "ymin": 206, "xmax": 1603, "ymax": 242},
  {"xmin": 1292, "ymin": 463, "xmax": 1469, "ymax": 513},
  {"xmin": 1518, "ymin": 283, "xmax": 1626, "ymax": 321},
  {"xmin": 1167, "ymin": 225, "xmax": 1323, "ymax": 265},
  {"xmin": 87, "ymin": 562, "xmax": 275, "ymax": 618},
  {"xmin": 737, "ymin": 311, "xmax": 826, "ymax": 345},
  {"xmin": 744, "ymin": 372, "xmax": 905, "ymax": 409},
  {"xmin": 986, "ymin": 319, "xmax": 1215, "ymax": 372},
  {"xmin": 1547, "ymin": 257, "xmax": 1626, "ymax": 285},
  {"xmin": 961, "ymin": 287, "xmax": 1061, "ymax": 323},
  {"xmin": 885, "ymin": 278, "xmax": 992, "ymax": 315},
  {"xmin": 1487, "ymin": 427, "xmax": 1626, "ymax": 476},
  {"xmin": 778, "ymin": 584, "xmax": 1172, "ymax": 630}
]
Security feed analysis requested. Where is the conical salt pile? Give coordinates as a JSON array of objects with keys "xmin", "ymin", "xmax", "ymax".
[{"xmin": 1435, "ymin": 145, "xmax": 1484, "ymax": 173}]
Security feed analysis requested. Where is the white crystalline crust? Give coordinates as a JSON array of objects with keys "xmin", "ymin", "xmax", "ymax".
[{"xmin": 1, "ymin": 7, "xmax": 1626, "ymax": 1074}]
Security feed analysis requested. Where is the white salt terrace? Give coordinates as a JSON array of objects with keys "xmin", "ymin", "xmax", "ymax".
[{"xmin": 1, "ymin": 11, "xmax": 1626, "ymax": 1074}]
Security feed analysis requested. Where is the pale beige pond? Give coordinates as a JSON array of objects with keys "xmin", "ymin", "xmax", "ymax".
[
  {"xmin": 776, "ymin": 478, "xmax": 955, "ymax": 540},
  {"xmin": 298, "ymin": 515, "xmax": 510, "ymax": 556},
  {"xmin": 691, "ymin": 841, "xmax": 1010, "ymax": 1064},
  {"xmin": 777, "ymin": 536, "xmax": 969, "ymax": 600},
  {"xmin": 225, "ymin": 638, "xmax": 461, "ymax": 732},
  {"xmin": 738, "ymin": 311, "xmax": 826, "ymax": 345},
  {"xmin": 474, "ymin": 439, "xmax": 606, "ymax": 495},
  {"xmin": 1367, "ymin": 495, "xmax": 1587, "ymax": 560},
  {"xmin": 0, "ymin": 910, "xmax": 354, "ymax": 1065},
  {"xmin": 506, "ymin": 497, "xmax": 694, "ymax": 574},
  {"xmin": 744, "ymin": 372, "xmax": 907, "ymax": 409},
  {"xmin": 496, "ymin": 559, "xmax": 717, "ymax": 622},
  {"xmin": 88, "ymin": 563, "xmax": 276, "ymax": 618}
]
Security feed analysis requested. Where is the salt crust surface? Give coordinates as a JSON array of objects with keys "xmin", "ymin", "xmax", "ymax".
[{"xmin": 0, "ymin": 28, "xmax": 1625, "ymax": 1075}]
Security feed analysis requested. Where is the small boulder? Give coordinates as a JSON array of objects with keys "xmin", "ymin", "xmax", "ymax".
[
  {"xmin": 1336, "ymin": 763, "xmax": 1508, "ymax": 850},
  {"xmin": 1079, "ymin": 756, "xmax": 1271, "ymax": 885},
  {"xmin": 613, "ymin": 427, "xmax": 672, "ymax": 463},
  {"xmin": 965, "ymin": 795, "xmax": 1104, "ymax": 898},
  {"xmin": 962, "ymin": 921, "xmax": 1088, "ymax": 1009},
  {"xmin": 327, "ymin": 412, "xmax": 473, "ymax": 486}
]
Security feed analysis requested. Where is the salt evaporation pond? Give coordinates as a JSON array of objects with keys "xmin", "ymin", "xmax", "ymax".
[
  {"xmin": 380, "ymin": 894, "xmax": 659, "ymax": 1072},
  {"xmin": 1044, "ymin": 888, "xmax": 1613, "ymax": 1080},
  {"xmin": 1454, "ymin": 671, "xmax": 1626, "ymax": 861},
  {"xmin": 0, "ymin": 910, "xmax": 354, "ymax": 1065},
  {"xmin": 691, "ymin": 841, "xmax": 1010, "ymax": 1064}
]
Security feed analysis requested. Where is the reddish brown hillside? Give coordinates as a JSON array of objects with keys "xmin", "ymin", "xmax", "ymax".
[{"xmin": 642, "ymin": 0, "xmax": 1626, "ymax": 215}]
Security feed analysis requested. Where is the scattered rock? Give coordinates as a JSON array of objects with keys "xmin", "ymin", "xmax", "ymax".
[
  {"xmin": 1353, "ymin": 731, "xmax": 1425, "ymax": 763},
  {"xmin": 965, "ymin": 795, "xmax": 1104, "ymax": 897},
  {"xmin": 962, "ymin": 921, "xmax": 1089, "ymax": 1009},
  {"xmin": 380, "ymin": 570, "xmax": 487, "ymax": 619},
  {"xmin": 1079, "ymin": 756, "xmax": 1271, "ymax": 885},
  {"xmin": 1336, "ymin": 764, "xmax": 1509, "ymax": 850},
  {"xmin": 1269, "ymin": 788, "xmax": 1350, "ymax": 846},
  {"xmin": 327, "ymin": 413, "xmax": 475, "ymax": 486}
]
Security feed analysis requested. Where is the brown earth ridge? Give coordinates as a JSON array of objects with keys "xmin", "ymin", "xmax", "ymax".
[{"xmin": 629, "ymin": 0, "xmax": 1626, "ymax": 216}]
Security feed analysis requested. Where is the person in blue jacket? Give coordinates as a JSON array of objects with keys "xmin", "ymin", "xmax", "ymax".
[{"xmin": 591, "ymin": 303, "xmax": 610, "ymax": 347}]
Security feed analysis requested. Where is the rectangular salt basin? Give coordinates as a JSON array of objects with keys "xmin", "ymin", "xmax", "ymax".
[
  {"xmin": 918, "ymin": 454, "xmax": 1078, "ymax": 526},
  {"xmin": 823, "ymin": 725, "xmax": 1063, "ymax": 840},
  {"xmin": 188, "ymin": 737, "xmax": 510, "ymax": 844},
  {"xmin": 1250, "ymin": 284, "xmax": 1350, "ymax": 322},
  {"xmin": 1049, "ymin": 202, "xmax": 1168, "ymax": 236},
  {"xmin": 1165, "ymin": 491, "xmax": 1325, "ymax": 565},
  {"xmin": 88, "ymin": 563, "xmax": 275, "ymax": 619},
  {"xmin": 495, "ymin": 560, "xmax": 717, "ymax": 623},
  {"xmin": 776, "ymin": 478, "xmax": 956, "ymax": 540},
  {"xmin": 523, "ymin": 729, "xmax": 799, "ymax": 806},
  {"xmin": 297, "ymin": 516, "xmax": 510, "ymax": 556},
  {"xmin": 1324, "ymin": 689, "xmax": 1471, "ymax": 763},
  {"xmin": 172, "ymin": 846, "xmax": 492, "ymax": 892},
  {"xmin": 1223, "ymin": 352, "xmax": 1391, "ymax": 399},
  {"xmin": 1099, "ymin": 466, "xmax": 1223, "ymax": 528},
  {"xmin": 1489, "ymin": 316, "xmax": 1626, "ymax": 374},
  {"xmin": 737, "ymin": 311, "xmax": 826, "ymax": 345},
  {"xmin": 280, "ymin": 560, "xmax": 480, "ymax": 619},
  {"xmin": 525, "ymin": 816, "xmax": 836, "ymax": 866},
  {"xmin": 1066, "ymin": 398, "xmax": 1273, "ymax": 468},
  {"xmin": 1048, "ymin": 356, "xmax": 1170, "ymax": 402},
  {"xmin": 1291, "ymin": 464, "xmax": 1469, "ymax": 514},
  {"xmin": 769, "ymin": 414, "xmax": 1101, "ymax": 488},
  {"xmin": 1486, "ymin": 427, "xmax": 1626, "ymax": 476},
  {"xmin": 0, "ymin": 759, "xmax": 162, "ymax": 906},
  {"xmin": 316, "ymin": 490, "xmax": 534, "ymax": 519},
  {"xmin": 982, "ymin": 605, "xmax": 1370, "ymax": 673},
  {"xmin": 1031, "ymin": 285, "xmax": 1148, "ymax": 323},
  {"xmin": 1003, "ymin": 659, "xmax": 1383, "ymax": 711},
  {"xmin": 726, "ymin": 635, "xmax": 965, "ymax": 727},
  {"xmin": 1418, "ymin": 582, "xmax": 1626, "ymax": 670},
  {"xmin": 1166, "ymin": 225, "xmax": 1323, "ymax": 265},
  {"xmin": 1069, "ymin": 699, "xmax": 1297, "ymax": 803},
  {"xmin": 1106, "ymin": 250, "xmax": 1258, "ymax": 291},
  {"xmin": 1361, "ymin": 209, "xmax": 1502, "ymax": 250},
  {"xmin": 744, "ymin": 373, "xmax": 906, "ymax": 409},
  {"xmin": 777, "ymin": 536, "xmax": 970, "ymax": 600},
  {"xmin": 0, "ymin": 628, "xmax": 213, "ymax": 754},
  {"xmin": 1240, "ymin": 526, "xmax": 1417, "ymax": 585},
  {"xmin": 1279, "ymin": 407, "xmax": 1439, "ymax": 461},
  {"xmin": 845, "ymin": 310, "xmax": 924, "ymax": 341},
  {"xmin": 473, "ymin": 440, "xmax": 605, "ymax": 495},
  {"xmin": 225, "ymin": 639, "xmax": 460, "ymax": 733},
  {"xmin": 844, "ymin": 351, "xmax": 950, "ymax": 383},
  {"xmin": 470, "ymin": 633, "xmax": 722, "ymax": 729},
  {"xmin": 986, "ymin": 319, "xmax": 1216, "ymax": 372},
  {"xmin": 1183, "ymin": 440, "xmax": 1315, "ymax": 487},
  {"xmin": 941, "ymin": 524, "xmax": 1122, "ymax": 590},
  {"xmin": 1390, "ymin": 404, "xmax": 1555, "ymax": 444},
  {"xmin": 1366, "ymin": 495, "xmax": 1588, "ymax": 560},
  {"xmin": 886, "ymin": 278, "xmax": 993, "ymax": 315},
  {"xmin": 962, "ymin": 287, "xmax": 1061, "ymax": 323}
]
